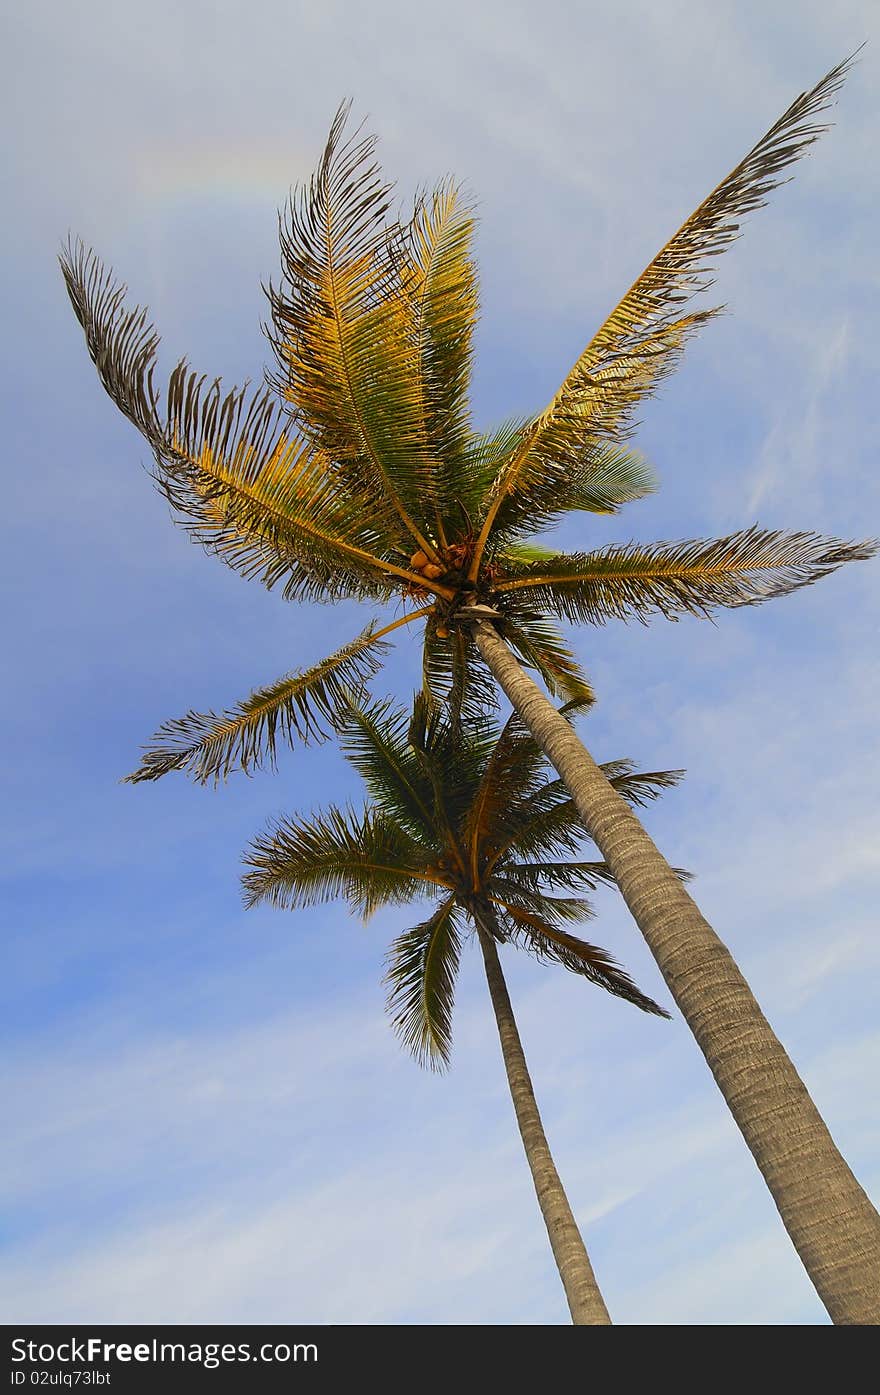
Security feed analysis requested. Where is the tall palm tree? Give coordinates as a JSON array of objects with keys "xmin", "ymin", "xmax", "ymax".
[
  {"xmin": 243, "ymin": 692, "xmax": 678, "ymax": 1324},
  {"xmin": 61, "ymin": 54, "xmax": 880, "ymax": 1320}
]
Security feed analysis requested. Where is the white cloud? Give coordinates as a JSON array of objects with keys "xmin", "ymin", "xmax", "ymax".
[{"xmin": 3, "ymin": 962, "xmax": 876, "ymax": 1324}]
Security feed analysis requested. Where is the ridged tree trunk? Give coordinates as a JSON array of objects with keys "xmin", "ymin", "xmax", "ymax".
[
  {"xmin": 472, "ymin": 617, "xmax": 880, "ymax": 1325},
  {"xmin": 475, "ymin": 911, "xmax": 611, "ymax": 1325}
]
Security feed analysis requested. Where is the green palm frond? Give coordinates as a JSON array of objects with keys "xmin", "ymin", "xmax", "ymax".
[
  {"xmin": 489, "ymin": 881, "xmax": 594, "ymax": 925},
  {"xmin": 340, "ymin": 696, "xmax": 440, "ymax": 842},
  {"xmin": 486, "ymin": 789, "xmax": 581, "ymax": 866},
  {"xmin": 463, "ymin": 700, "xmax": 595, "ymax": 876},
  {"xmin": 126, "ymin": 625, "xmax": 391, "ymax": 785},
  {"xmin": 489, "ymin": 442, "xmax": 658, "ymax": 543},
  {"xmin": 267, "ymin": 103, "xmax": 440, "ymax": 557},
  {"xmin": 462, "ymin": 707, "xmax": 554, "ymax": 883},
  {"xmin": 503, "ymin": 860, "xmax": 618, "ymax": 893},
  {"xmin": 239, "ymin": 690, "xmax": 678, "ymax": 1053},
  {"xmin": 496, "ymin": 764, "xmax": 684, "ymax": 866},
  {"xmin": 421, "ymin": 624, "xmax": 498, "ymax": 730},
  {"xmin": 492, "ymin": 901, "xmax": 669, "ymax": 1016},
  {"xmin": 598, "ymin": 760, "xmax": 687, "ymax": 808},
  {"xmin": 496, "ymin": 528, "xmax": 878, "ymax": 625},
  {"xmin": 406, "ymin": 692, "xmax": 497, "ymax": 846},
  {"xmin": 456, "ymin": 419, "xmax": 530, "ymax": 525},
  {"xmin": 242, "ymin": 805, "xmax": 437, "ymax": 917},
  {"xmin": 384, "ymin": 895, "xmax": 464, "ymax": 1068},
  {"xmin": 500, "ymin": 611, "xmax": 595, "ymax": 704},
  {"xmin": 471, "ymin": 55, "xmax": 856, "ymax": 569},
  {"xmin": 497, "ymin": 541, "xmax": 559, "ymax": 566}
]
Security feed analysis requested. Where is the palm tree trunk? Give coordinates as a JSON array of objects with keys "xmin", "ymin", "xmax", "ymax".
[
  {"xmin": 472, "ymin": 617, "xmax": 880, "ymax": 1325},
  {"xmin": 474, "ymin": 911, "xmax": 612, "ymax": 1325}
]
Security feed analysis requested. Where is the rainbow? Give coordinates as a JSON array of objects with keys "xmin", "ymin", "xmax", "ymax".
[{"xmin": 134, "ymin": 139, "xmax": 312, "ymax": 209}]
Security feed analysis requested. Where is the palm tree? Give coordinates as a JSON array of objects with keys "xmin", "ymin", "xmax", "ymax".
[
  {"xmin": 243, "ymin": 692, "xmax": 679, "ymax": 1324},
  {"xmin": 61, "ymin": 54, "xmax": 880, "ymax": 1320}
]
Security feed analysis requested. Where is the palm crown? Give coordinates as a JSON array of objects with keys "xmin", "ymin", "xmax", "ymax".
[
  {"xmin": 61, "ymin": 55, "xmax": 873, "ymax": 786},
  {"xmin": 243, "ymin": 693, "xmax": 679, "ymax": 1066}
]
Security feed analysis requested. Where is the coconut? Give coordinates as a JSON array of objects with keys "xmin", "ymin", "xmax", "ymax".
[
  {"xmin": 409, "ymin": 550, "xmax": 429, "ymax": 570},
  {"xmin": 422, "ymin": 563, "xmax": 444, "ymax": 579}
]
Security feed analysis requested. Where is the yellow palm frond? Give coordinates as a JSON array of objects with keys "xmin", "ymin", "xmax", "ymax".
[
  {"xmin": 60, "ymin": 242, "xmax": 450, "ymax": 602},
  {"xmin": 268, "ymin": 103, "xmax": 442, "ymax": 558},
  {"xmin": 397, "ymin": 182, "xmax": 478, "ymax": 522},
  {"xmin": 471, "ymin": 53, "xmax": 856, "ymax": 574},
  {"xmin": 160, "ymin": 366, "xmax": 456, "ymax": 600}
]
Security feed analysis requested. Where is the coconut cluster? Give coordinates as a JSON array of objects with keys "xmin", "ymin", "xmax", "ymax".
[
  {"xmin": 408, "ymin": 542, "xmax": 476, "ymax": 639},
  {"xmin": 408, "ymin": 549, "xmax": 445, "ymax": 581},
  {"xmin": 408, "ymin": 539, "xmax": 472, "ymax": 581}
]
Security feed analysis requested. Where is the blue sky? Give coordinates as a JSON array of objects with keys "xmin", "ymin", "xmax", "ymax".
[{"xmin": 2, "ymin": 0, "xmax": 878, "ymax": 1324}]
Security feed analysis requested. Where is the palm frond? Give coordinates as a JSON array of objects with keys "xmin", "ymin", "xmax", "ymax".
[
  {"xmin": 396, "ymin": 183, "xmax": 478, "ymax": 504},
  {"xmin": 126, "ymin": 624, "xmax": 390, "ymax": 785},
  {"xmin": 489, "ymin": 442, "xmax": 658, "ymax": 544},
  {"xmin": 472, "ymin": 54, "xmax": 856, "ymax": 568},
  {"xmin": 340, "ymin": 696, "xmax": 439, "ymax": 842},
  {"xmin": 496, "ymin": 527, "xmax": 877, "ymax": 624},
  {"xmin": 502, "ymin": 859, "xmax": 618, "ymax": 893},
  {"xmin": 464, "ymin": 699, "xmax": 602, "ymax": 887},
  {"xmin": 453, "ymin": 419, "xmax": 531, "ymax": 526},
  {"xmin": 600, "ymin": 760, "xmax": 687, "ymax": 808},
  {"xmin": 242, "ymin": 805, "xmax": 436, "ymax": 917},
  {"xmin": 489, "ymin": 881, "xmax": 594, "ymax": 925},
  {"xmin": 60, "ymin": 241, "xmax": 425, "ymax": 603},
  {"xmin": 500, "ymin": 611, "xmax": 595, "ymax": 703},
  {"xmin": 502, "ymin": 857, "xmax": 689, "ymax": 898},
  {"xmin": 154, "ymin": 383, "xmax": 402, "ymax": 604},
  {"xmin": 267, "ymin": 103, "xmax": 441, "ymax": 556},
  {"xmin": 421, "ymin": 624, "xmax": 499, "ymax": 730},
  {"xmin": 497, "ymin": 541, "xmax": 559, "ymax": 566},
  {"xmin": 60, "ymin": 237, "xmax": 164, "ymax": 440},
  {"xmin": 384, "ymin": 896, "xmax": 463, "ymax": 1069},
  {"xmin": 406, "ymin": 692, "xmax": 496, "ymax": 848},
  {"xmin": 462, "ymin": 707, "xmax": 553, "ymax": 887},
  {"xmin": 493, "ymin": 901, "xmax": 669, "ymax": 1016},
  {"xmin": 492, "ymin": 764, "xmax": 684, "ymax": 867}
]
